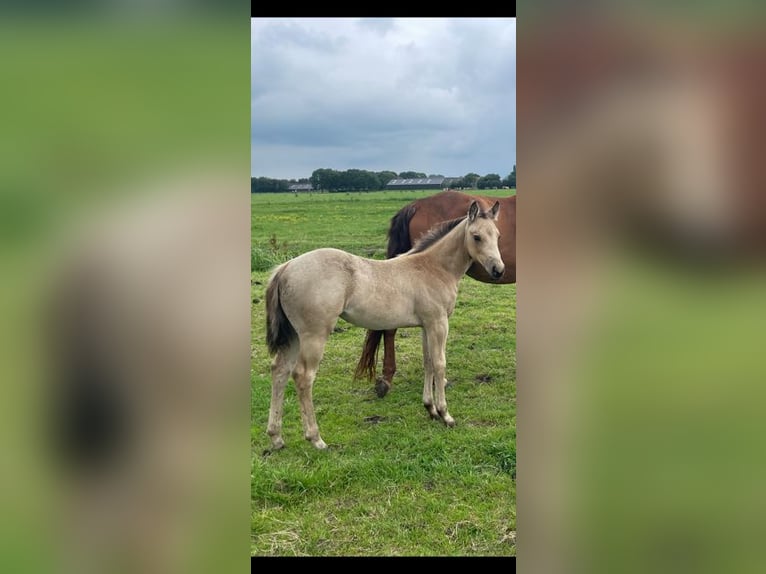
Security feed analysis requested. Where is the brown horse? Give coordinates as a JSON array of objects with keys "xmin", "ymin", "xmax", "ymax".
[{"xmin": 356, "ymin": 191, "xmax": 516, "ymax": 397}]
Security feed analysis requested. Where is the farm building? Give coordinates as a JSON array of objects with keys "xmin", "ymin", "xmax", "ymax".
[
  {"xmin": 288, "ymin": 183, "xmax": 313, "ymax": 192},
  {"xmin": 386, "ymin": 177, "xmax": 458, "ymax": 190}
]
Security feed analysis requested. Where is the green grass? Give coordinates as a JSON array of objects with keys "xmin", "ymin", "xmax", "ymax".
[{"xmin": 251, "ymin": 189, "xmax": 515, "ymax": 556}]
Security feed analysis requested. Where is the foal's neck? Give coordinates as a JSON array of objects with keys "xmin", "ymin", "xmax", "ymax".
[{"xmin": 425, "ymin": 219, "xmax": 473, "ymax": 280}]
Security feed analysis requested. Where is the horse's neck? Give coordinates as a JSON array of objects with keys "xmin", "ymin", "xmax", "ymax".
[{"xmin": 423, "ymin": 220, "xmax": 472, "ymax": 280}]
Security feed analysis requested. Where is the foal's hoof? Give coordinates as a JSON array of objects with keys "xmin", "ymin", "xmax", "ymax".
[
  {"xmin": 437, "ymin": 410, "xmax": 455, "ymax": 427},
  {"xmin": 424, "ymin": 403, "xmax": 440, "ymax": 420},
  {"xmin": 270, "ymin": 437, "xmax": 285, "ymax": 450},
  {"xmin": 374, "ymin": 377, "xmax": 391, "ymax": 398},
  {"xmin": 306, "ymin": 434, "xmax": 328, "ymax": 450}
]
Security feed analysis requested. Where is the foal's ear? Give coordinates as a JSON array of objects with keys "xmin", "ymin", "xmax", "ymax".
[
  {"xmin": 490, "ymin": 201, "xmax": 500, "ymax": 220},
  {"xmin": 468, "ymin": 200, "xmax": 479, "ymax": 222}
]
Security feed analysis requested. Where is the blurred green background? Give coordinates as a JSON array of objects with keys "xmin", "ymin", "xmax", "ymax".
[{"xmin": 0, "ymin": 10, "xmax": 248, "ymax": 574}]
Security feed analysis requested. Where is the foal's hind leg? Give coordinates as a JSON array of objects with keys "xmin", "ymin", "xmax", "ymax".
[
  {"xmin": 267, "ymin": 341, "xmax": 299, "ymax": 450},
  {"xmin": 293, "ymin": 335, "xmax": 328, "ymax": 449}
]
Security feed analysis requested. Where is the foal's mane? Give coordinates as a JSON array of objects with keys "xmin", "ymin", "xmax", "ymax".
[{"xmin": 410, "ymin": 216, "xmax": 466, "ymax": 254}]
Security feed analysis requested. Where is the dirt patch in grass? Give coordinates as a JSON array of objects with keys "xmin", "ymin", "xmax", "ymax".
[{"xmin": 363, "ymin": 415, "xmax": 387, "ymax": 424}]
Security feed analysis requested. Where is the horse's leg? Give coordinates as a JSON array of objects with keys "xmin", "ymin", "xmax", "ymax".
[
  {"xmin": 267, "ymin": 340, "xmax": 299, "ymax": 450},
  {"xmin": 421, "ymin": 328, "xmax": 439, "ymax": 419},
  {"xmin": 375, "ymin": 329, "xmax": 397, "ymax": 398},
  {"xmin": 427, "ymin": 319, "xmax": 455, "ymax": 427},
  {"xmin": 292, "ymin": 335, "xmax": 328, "ymax": 449}
]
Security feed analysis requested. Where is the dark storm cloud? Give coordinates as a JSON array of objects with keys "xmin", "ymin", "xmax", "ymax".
[{"xmin": 251, "ymin": 18, "xmax": 516, "ymax": 179}]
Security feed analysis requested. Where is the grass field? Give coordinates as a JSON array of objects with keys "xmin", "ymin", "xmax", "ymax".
[{"xmin": 251, "ymin": 189, "xmax": 515, "ymax": 556}]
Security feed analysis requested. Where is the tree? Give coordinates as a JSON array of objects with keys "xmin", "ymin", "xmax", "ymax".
[
  {"xmin": 377, "ymin": 171, "xmax": 397, "ymax": 187},
  {"xmin": 310, "ymin": 168, "xmax": 341, "ymax": 191},
  {"xmin": 398, "ymin": 171, "xmax": 427, "ymax": 179},
  {"xmin": 477, "ymin": 173, "xmax": 502, "ymax": 189},
  {"xmin": 363, "ymin": 171, "xmax": 381, "ymax": 190},
  {"xmin": 463, "ymin": 173, "xmax": 480, "ymax": 189},
  {"xmin": 251, "ymin": 176, "xmax": 290, "ymax": 193},
  {"xmin": 503, "ymin": 165, "xmax": 516, "ymax": 188}
]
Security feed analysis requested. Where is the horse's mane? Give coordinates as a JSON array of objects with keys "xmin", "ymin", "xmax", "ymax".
[{"xmin": 410, "ymin": 216, "xmax": 466, "ymax": 254}]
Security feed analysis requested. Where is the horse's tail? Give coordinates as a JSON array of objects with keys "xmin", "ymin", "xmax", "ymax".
[
  {"xmin": 265, "ymin": 263, "xmax": 297, "ymax": 356},
  {"xmin": 354, "ymin": 328, "xmax": 384, "ymax": 382},
  {"xmin": 386, "ymin": 203, "xmax": 418, "ymax": 258}
]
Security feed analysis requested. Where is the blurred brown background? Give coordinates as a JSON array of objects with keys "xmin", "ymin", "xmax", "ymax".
[{"xmin": 518, "ymin": 4, "xmax": 766, "ymax": 574}]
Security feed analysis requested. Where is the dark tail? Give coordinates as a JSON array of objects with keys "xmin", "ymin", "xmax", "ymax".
[
  {"xmin": 265, "ymin": 264, "xmax": 297, "ymax": 356},
  {"xmin": 386, "ymin": 203, "xmax": 418, "ymax": 258},
  {"xmin": 354, "ymin": 329, "xmax": 384, "ymax": 382},
  {"xmin": 48, "ymin": 266, "xmax": 129, "ymax": 470}
]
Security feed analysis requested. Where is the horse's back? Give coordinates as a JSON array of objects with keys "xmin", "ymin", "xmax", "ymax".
[
  {"xmin": 409, "ymin": 191, "xmax": 513, "ymax": 236},
  {"xmin": 277, "ymin": 247, "xmax": 358, "ymax": 289},
  {"xmin": 402, "ymin": 192, "xmax": 516, "ymax": 284}
]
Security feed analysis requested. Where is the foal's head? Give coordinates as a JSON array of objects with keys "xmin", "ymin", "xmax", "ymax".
[{"xmin": 466, "ymin": 200, "xmax": 505, "ymax": 280}]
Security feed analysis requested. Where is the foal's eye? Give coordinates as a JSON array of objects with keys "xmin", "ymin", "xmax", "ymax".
[{"xmin": 473, "ymin": 235, "xmax": 481, "ymax": 242}]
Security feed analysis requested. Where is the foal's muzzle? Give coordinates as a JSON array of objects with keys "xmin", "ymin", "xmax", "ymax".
[{"xmin": 491, "ymin": 264, "xmax": 505, "ymax": 280}]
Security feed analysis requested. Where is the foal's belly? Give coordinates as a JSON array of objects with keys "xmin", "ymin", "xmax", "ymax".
[{"xmin": 340, "ymin": 304, "xmax": 420, "ymax": 331}]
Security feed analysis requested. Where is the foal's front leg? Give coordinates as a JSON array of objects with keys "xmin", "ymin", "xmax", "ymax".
[
  {"xmin": 426, "ymin": 319, "xmax": 455, "ymax": 427},
  {"xmin": 421, "ymin": 329, "xmax": 439, "ymax": 419}
]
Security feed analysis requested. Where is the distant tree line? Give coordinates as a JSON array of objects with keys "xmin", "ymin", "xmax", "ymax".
[
  {"xmin": 251, "ymin": 165, "xmax": 516, "ymax": 193},
  {"xmin": 250, "ymin": 176, "xmax": 310, "ymax": 193}
]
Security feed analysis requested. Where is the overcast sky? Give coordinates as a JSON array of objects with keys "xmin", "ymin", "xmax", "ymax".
[{"xmin": 251, "ymin": 18, "xmax": 515, "ymax": 179}]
